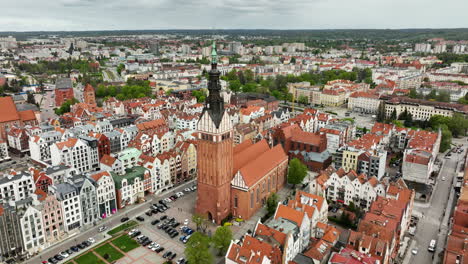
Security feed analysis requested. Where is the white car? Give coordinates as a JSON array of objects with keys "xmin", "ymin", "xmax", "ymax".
[
  {"xmin": 88, "ymin": 237, "xmax": 95, "ymax": 244},
  {"xmin": 98, "ymin": 226, "xmax": 107, "ymax": 232},
  {"xmin": 411, "ymin": 248, "xmax": 418, "ymax": 255},
  {"xmin": 60, "ymin": 251, "xmax": 69, "ymax": 258},
  {"xmin": 184, "ymin": 219, "xmax": 189, "ymax": 225},
  {"xmin": 442, "ymin": 177, "xmax": 446, "ymax": 181},
  {"xmin": 176, "ymin": 192, "xmax": 184, "ymax": 197},
  {"xmin": 184, "ymin": 188, "xmax": 191, "ymax": 193},
  {"xmin": 128, "ymin": 229, "xmax": 138, "ymax": 236},
  {"xmin": 164, "ymin": 198, "xmax": 172, "ymax": 203}
]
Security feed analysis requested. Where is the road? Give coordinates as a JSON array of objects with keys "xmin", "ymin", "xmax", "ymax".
[
  {"xmin": 35, "ymin": 91, "xmax": 57, "ymax": 121},
  {"xmin": 25, "ymin": 179, "xmax": 196, "ymax": 264},
  {"xmin": 408, "ymin": 147, "xmax": 464, "ymax": 264}
]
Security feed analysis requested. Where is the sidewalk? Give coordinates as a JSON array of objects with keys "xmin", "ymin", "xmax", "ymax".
[{"xmin": 233, "ymin": 187, "xmax": 292, "ymax": 240}]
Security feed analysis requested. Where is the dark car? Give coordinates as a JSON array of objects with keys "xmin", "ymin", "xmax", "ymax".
[
  {"xmin": 163, "ymin": 251, "xmax": 172, "ymax": 258},
  {"xmin": 142, "ymin": 240, "xmax": 152, "ymax": 246},
  {"xmin": 71, "ymin": 246, "xmax": 80, "ymax": 252},
  {"xmin": 162, "ymin": 225, "xmax": 170, "ymax": 231},
  {"xmin": 131, "ymin": 231, "xmax": 141, "ymax": 237},
  {"xmin": 169, "ymin": 253, "xmax": 177, "ymax": 260},
  {"xmin": 121, "ymin": 217, "xmax": 129, "ymax": 222},
  {"xmin": 160, "ymin": 215, "xmax": 167, "ymax": 220},
  {"xmin": 155, "ymin": 247, "xmax": 164, "ymax": 253},
  {"xmin": 151, "ymin": 219, "xmax": 160, "ymax": 225},
  {"xmin": 170, "ymin": 232, "xmax": 178, "ymax": 238},
  {"xmin": 145, "ymin": 210, "xmax": 153, "ymax": 216},
  {"xmin": 48, "ymin": 258, "xmax": 58, "ymax": 264},
  {"xmin": 54, "ymin": 254, "xmax": 64, "ymax": 260},
  {"xmin": 77, "ymin": 243, "xmax": 86, "ymax": 249},
  {"xmin": 136, "ymin": 216, "xmax": 145, "ymax": 221},
  {"xmin": 152, "ymin": 209, "xmax": 159, "ymax": 214},
  {"xmin": 172, "ymin": 222, "xmax": 180, "ymax": 228},
  {"xmin": 158, "ymin": 200, "xmax": 166, "ymax": 205}
]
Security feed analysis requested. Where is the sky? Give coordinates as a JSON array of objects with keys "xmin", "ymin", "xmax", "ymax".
[{"xmin": 1, "ymin": 0, "xmax": 467, "ymax": 31}]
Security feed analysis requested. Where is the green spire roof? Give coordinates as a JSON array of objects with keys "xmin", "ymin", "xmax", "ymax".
[{"xmin": 211, "ymin": 41, "xmax": 217, "ymax": 63}]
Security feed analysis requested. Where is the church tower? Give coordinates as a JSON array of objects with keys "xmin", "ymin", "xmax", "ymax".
[
  {"xmin": 195, "ymin": 42, "xmax": 233, "ymax": 224},
  {"xmin": 83, "ymin": 84, "xmax": 96, "ymax": 106}
]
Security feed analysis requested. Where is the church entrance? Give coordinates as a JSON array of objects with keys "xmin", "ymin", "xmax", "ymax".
[{"xmin": 207, "ymin": 211, "xmax": 213, "ymax": 221}]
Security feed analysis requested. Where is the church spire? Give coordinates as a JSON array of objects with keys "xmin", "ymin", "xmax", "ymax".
[{"xmin": 203, "ymin": 41, "xmax": 224, "ymax": 128}]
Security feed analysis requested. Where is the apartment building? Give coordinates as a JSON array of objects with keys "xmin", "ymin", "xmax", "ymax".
[
  {"xmin": 0, "ymin": 171, "xmax": 35, "ymax": 204},
  {"xmin": 90, "ymin": 171, "xmax": 117, "ymax": 218},
  {"xmin": 348, "ymin": 91, "xmax": 380, "ymax": 114},
  {"xmin": 51, "ymin": 183, "xmax": 82, "ymax": 233}
]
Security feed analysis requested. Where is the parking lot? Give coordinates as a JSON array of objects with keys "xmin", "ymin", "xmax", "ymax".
[{"xmin": 115, "ymin": 188, "xmax": 198, "ymax": 264}]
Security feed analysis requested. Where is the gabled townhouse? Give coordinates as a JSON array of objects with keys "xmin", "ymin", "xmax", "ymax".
[
  {"xmin": 7, "ymin": 126, "xmax": 30, "ymax": 155},
  {"xmin": 271, "ymin": 109, "xmax": 290, "ymax": 126},
  {"xmin": 50, "ymin": 137, "xmax": 100, "ymax": 174},
  {"xmin": 0, "ymin": 140, "xmax": 10, "ymax": 162},
  {"xmin": 40, "ymin": 192, "xmax": 65, "ymax": 244},
  {"xmin": 19, "ymin": 200, "xmax": 47, "ymax": 257},
  {"xmin": 29, "ymin": 130, "xmax": 63, "ymax": 164},
  {"xmin": 328, "ymin": 247, "xmax": 380, "ymax": 264},
  {"xmin": 0, "ymin": 200, "xmax": 27, "ymax": 261},
  {"xmin": 240, "ymin": 106, "xmax": 265, "ymax": 123},
  {"xmin": 90, "ymin": 171, "xmax": 117, "ymax": 218},
  {"xmin": 111, "ymin": 166, "xmax": 151, "ymax": 209},
  {"xmin": 0, "ymin": 170, "xmax": 35, "ymax": 204},
  {"xmin": 67, "ymin": 175, "xmax": 99, "ymax": 227},
  {"xmin": 266, "ymin": 204, "xmax": 311, "ymax": 259},
  {"xmin": 29, "ymin": 168, "xmax": 53, "ymax": 193},
  {"xmin": 49, "ymin": 183, "xmax": 82, "ymax": 233},
  {"xmin": 301, "ymin": 223, "xmax": 341, "ymax": 264},
  {"xmin": 44, "ymin": 164, "xmax": 76, "ymax": 185},
  {"xmin": 118, "ymin": 126, "xmax": 138, "ymax": 150},
  {"xmin": 225, "ymin": 235, "xmax": 283, "ymax": 264}
]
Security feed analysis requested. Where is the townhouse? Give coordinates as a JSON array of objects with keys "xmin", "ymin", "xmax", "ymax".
[
  {"xmin": 40, "ymin": 193, "xmax": 65, "ymax": 244},
  {"xmin": 50, "ymin": 137, "xmax": 100, "ymax": 174},
  {"xmin": 50, "ymin": 183, "xmax": 82, "ymax": 233},
  {"xmin": 111, "ymin": 166, "xmax": 151, "ymax": 209},
  {"xmin": 90, "ymin": 171, "xmax": 117, "ymax": 218},
  {"xmin": 67, "ymin": 175, "xmax": 99, "ymax": 227},
  {"xmin": 225, "ymin": 235, "xmax": 282, "ymax": 264},
  {"xmin": 0, "ymin": 171, "xmax": 35, "ymax": 204}
]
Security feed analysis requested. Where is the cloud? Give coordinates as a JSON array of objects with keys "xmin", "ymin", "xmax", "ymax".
[{"xmin": 0, "ymin": 0, "xmax": 467, "ymax": 31}]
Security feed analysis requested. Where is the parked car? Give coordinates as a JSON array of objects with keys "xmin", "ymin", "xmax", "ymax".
[
  {"xmin": 155, "ymin": 246, "xmax": 165, "ymax": 253},
  {"xmin": 70, "ymin": 246, "xmax": 79, "ymax": 252},
  {"xmin": 163, "ymin": 251, "xmax": 173, "ymax": 258},
  {"xmin": 145, "ymin": 210, "xmax": 153, "ymax": 216},
  {"xmin": 136, "ymin": 216, "xmax": 145, "ymax": 221},
  {"xmin": 98, "ymin": 226, "xmax": 107, "ymax": 232},
  {"xmin": 183, "ymin": 219, "xmax": 189, "ymax": 225},
  {"xmin": 47, "ymin": 258, "xmax": 57, "ymax": 264},
  {"xmin": 151, "ymin": 219, "xmax": 160, "ymax": 225},
  {"xmin": 169, "ymin": 253, "xmax": 177, "ymax": 260},
  {"xmin": 121, "ymin": 217, "xmax": 129, "ymax": 222},
  {"xmin": 59, "ymin": 251, "xmax": 69, "ymax": 258},
  {"xmin": 160, "ymin": 215, "xmax": 167, "ymax": 220},
  {"xmin": 88, "ymin": 237, "xmax": 95, "ymax": 244}
]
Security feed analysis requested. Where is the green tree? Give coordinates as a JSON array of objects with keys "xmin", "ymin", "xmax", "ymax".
[
  {"xmin": 439, "ymin": 124, "xmax": 452, "ymax": 152},
  {"xmin": 436, "ymin": 90, "xmax": 451, "ymax": 102},
  {"xmin": 212, "ymin": 226, "xmax": 233, "ymax": 256},
  {"xmin": 192, "ymin": 90, "xmax": 206, "ymax": 103},
  {"xmin": 116, "ymin": 63, "xmax": 125, "ymax": 75},
  {"xmin": 298, "ymin": 95, "xmax": 309, "ymax": 105},
  {"xmin": 290, "ymin": 57, "xmax": 296, "ymax": 64},
  {"xmin": 287, "ymin": 158, "xmax": 308, "ymax": 187},
  {"xmin": 165, "ymin": 89, "xmax": 174, "ymax": 96},
  {"xmin": 376, "ymin": 101, "xmax": 386, "ymax": 122},
  {"xmin": 242, "ymin": 82, "xmax": 257, "ymax": 93},
  {"xmin": 192, "ymin": 213, "xmax": 206, "ymax": 232},
  {"xmin": 185, "ymin": 232, "xmax": 213, "ymax": 264},
  {"xmin": 266, "ymin": 193, "xmax": 279, "ymax": 216},
  {"xmin": 229, "ymin": 80, "xmax": 242, "ymax": 92},
  {"xmin": 390, "ymin": 109, "xmax": 397, "ymax": 120},
  {"xmin": 408, "ymin": 89, "xmax": 419, "ymax": 99},
  {"xmin": 403, "ymin": 113, "xmax": 413, "ymax": 127},
  {"xmin": 54, "ymin": 98, "xmax": 79, "ymax": 115},
  {"xmin": 448, "ymin": 113, "xmax": 468, "ymax": 137},
  {"xmin": 26, "ymin": 92, "xmax": 36, "ymax": 105}
]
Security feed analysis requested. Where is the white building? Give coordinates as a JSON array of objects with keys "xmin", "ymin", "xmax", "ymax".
[
  {"xmin": 0, "ymin": 171, "xmax": 35, "ymax": 204},
  {"xmin": 51, "ymin": 183, "xmax": 82, "ymax": 233},
  {"xmin": 347, "ymin": 91, "xmax": 380, "ymax": 114},
  {"xmin": 20, "ymin": 203, "xmax": 47, "ymax": 256},
  {"xmin": 50, "ymin": 137, "xmax": 99, "ymax": 173}
]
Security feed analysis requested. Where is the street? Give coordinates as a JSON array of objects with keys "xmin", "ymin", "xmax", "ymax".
[
  {"xmin": 35, "ymin": 91, "xmax": 57, "ymax": 121},
  {"xmin": 25, "ymin": 179, "xmax": 196, "ymax": 264},
  {"xmin": 408, "ymin": 144, "xmax": 465, "ymax": 264}
]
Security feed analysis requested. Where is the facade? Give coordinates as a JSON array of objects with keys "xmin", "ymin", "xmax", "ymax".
[
  {"xmin": 384, "ymin": 97, "xmax": 468, "ymax": 121},
  {"xmin": 231, "ymin": 140, "xmax": 288, "ymax": 220},
  {"xmin": 55, "ymin": 78, "xmax": 75, "ymax": 106},
  {"xmin": 0, "ymin": 171, "xmax": 35, "ymax": 204},
  {"xmin": 83, "ymin": 84, "xmax": 96, "ymax": 106},
  {"xmin": 68, "ymin": 176, "xmax": 99, "ymax": 227},
  {"xmin": 348, "ymin": 91, "xmax": 380, "ymax": 114},
  {"xmin": 90, "ymin": 171, "xmax": 117, "ymax": 218},
  {"xmin": 195, "ymin": 47, "xmax": 234, "ymax": 224},
  {"xmin": 0, "ymin": 96, "xmax": 38, "ymax": 140},
  {"xmin": 20, "ymin": 204, "xmax": 46, "ymax": 257},
  {"xmin": 50, "ymin": 137, "xmax": 100, "ymax": 173},
  {"xmin": 51, "ymin": 183, "xmax": 82, "ymax": 233},
  {"xmin": 40, "ymin": 193, "xmax": 65, "ymax": 244},
  {"xmin": 0, "ymin": 201, "xmax": 27, "ymax": 262}
]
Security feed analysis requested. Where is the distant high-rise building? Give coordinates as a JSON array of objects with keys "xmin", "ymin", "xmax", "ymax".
[
  {"xmin": 434, "ymin": 44, "xmax": 447, "ymax": 54},
  {"xmin": 150, "ymin": 42, "xmax": 160, "ymax": 56},
  {"xmin": 229, "ymin": 42, "xmax": 243, "ymax": 55},
  {"xmin": 453, "ymin": 44, "xmax": 466, "ymax": 54},
  {"xmin": 202, "ymin": 46, "xmax": 212, "ymax": 57},
  {"xmin": 0, "ymin": 36, "xmax": 17, "ymax": 49},
  {"xmin": 181, "ymin": 44, "xmax": 191, "ymax": 55},
  {"xmin": 414, "ymin": 43, "xmax": 431, "ymax": 53}
]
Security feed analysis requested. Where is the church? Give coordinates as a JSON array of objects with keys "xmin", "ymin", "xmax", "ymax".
[{"xmin": 195, "ymin": 43, "xmax": 288, "ymax": 224}]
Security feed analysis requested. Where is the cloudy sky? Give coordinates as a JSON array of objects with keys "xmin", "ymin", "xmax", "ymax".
[{"xmin": 1, "ymin": 0, "xmax": 467, "ymax": 31}]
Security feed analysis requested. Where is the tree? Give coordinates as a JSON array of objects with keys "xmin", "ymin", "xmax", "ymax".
[
  {"xmin": 448, "ymin": 113, "xmax": 468, "ymax": 137},
  {"xmin": 298, "ymin": 95, "xmax": 309, "ymax": 105},
  {"xmin": 403, "ymin": 113, "xmax": 413, "ymax": 127},
  {"xmin": 439, "ymin": 124, "xmax": 452, "ymax": 152},
  {"xmin": 376, "ymin": 101, "xmax": 386, "ymax": 122},
  {"xmin": 116, "ymin": 63, "xmax": 125, "ymax": 75},
  {"xmin": 192, "ymin": 213, "xmax": 206, "ymax": 232},
  {"xmin": 290, "ymin": 57, "xmax": 296, "ymax": 64},
  {"xmin": 26, "ymin": 92, "xmax": 36, "ymax": 105},
  {"xmin": 266, "ymin": 193, "xmax": 279, "ymax": 216},
  {"xmin": 287, "ymin": 158, "xmax": 308, "ymax": 187},
  {"xmin": 165, "ymin": 89, "xmax": 174, "ymax": 96},
  {"xmin": 192, "ymin": 90, "xmax": 206, "ymax": 103},
  {"xmin": 54, "ymin": 98, "xmax": 79, "ymax": 115},
  {"xmin": 390, "ymin": 109, "xmax": 397, "ymax": 120},
  {"xmin": 408, "ymin": 89, "xmax": 419, "ymax": 99},
  {"xmin": 212, "ymin": 226, "xmax": 233, "ymax": 256},
  {"xmin": 185, "ymin": 232, "xmax": 213, "ymax": 264},
  {"xmin": 229, "ymin": 80, "xmax": 242, "ymax": 92}
]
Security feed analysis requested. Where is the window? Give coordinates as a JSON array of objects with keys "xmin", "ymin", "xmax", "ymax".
[{"xmin": 234, "ymin": 196, "xmax": 238, "ymax": 208}]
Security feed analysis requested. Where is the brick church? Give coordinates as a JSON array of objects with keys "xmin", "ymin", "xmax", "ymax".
[{"xmin": 195, "ymin": 43, "xmax": 288, "ymax": 224}]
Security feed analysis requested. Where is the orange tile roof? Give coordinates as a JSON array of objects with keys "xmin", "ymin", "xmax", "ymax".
[
  {"xmin": 18, "ymin": 110, "xmax": 36, "ymax": 122},
  {"xmin": 34, "ymin": 188, "xmax": 48, "ymax": 201},
  {"xmin": 255, "ymin": 223, "xmax": 287, "ymax": 247},
  {"xmin": 226, "ymin": 235, "xmax": 282, "ymax": 264},
  {"xmin": 234, "ymin": 139, "xmax": 270, "ymax": 174},
  {"xmin": 275, "ymin": 204, "xmax": 305, "ymax": 226},
  {"xmin": 0, "ymin": 96, "xmax": 20, "ymax": 123},
  {"xmin": 291, "ymin": 130, "xmax": 322, "ymax": 146},
  {"xmin": 239, "ymin": 144, "xmax": 288, "ymax": 187},
  {"xmin": 56, "ymin": 138, "xmax": 78, "ymax": 150},
  {"xmin": 90, "ymin": 171, "xmax": 111, "ymax": 182}
]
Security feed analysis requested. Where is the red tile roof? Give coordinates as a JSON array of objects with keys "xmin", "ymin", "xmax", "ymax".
[{"xmin": 0, "ymin": 96, "xmax": 20, "ymax": 123}]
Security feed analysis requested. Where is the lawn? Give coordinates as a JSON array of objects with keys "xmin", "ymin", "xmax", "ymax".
[
  {"xmin": 94, "ymin": 243, "xmax": 124, "ymax": 262},
  {"xmin": 112, "ymin": 234, "xmax": 140, "ymax": 252},
  {"xmin": 107, "ymin": 220, "xmax": 138, "ymax": 236},
  {"xmin": 75, "ymin": 252, "xmax": 106, "ymax": 264}
]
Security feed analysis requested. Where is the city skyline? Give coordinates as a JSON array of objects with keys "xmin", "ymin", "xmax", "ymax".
[{"xmin": 1, "ymin": 0, "xmax": 468, "ymax": 31}]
